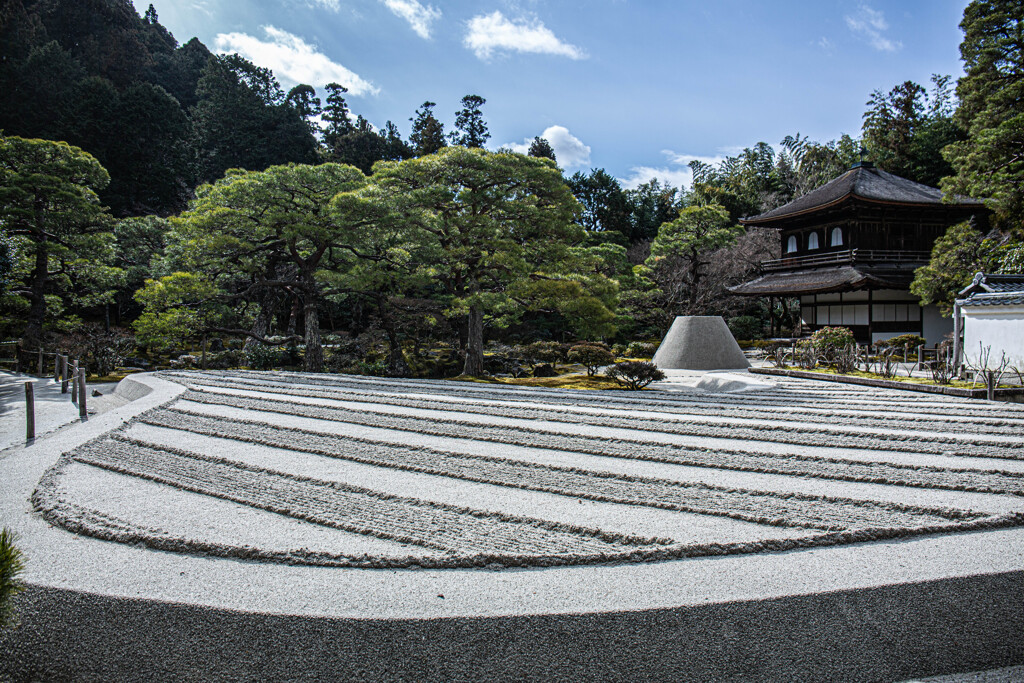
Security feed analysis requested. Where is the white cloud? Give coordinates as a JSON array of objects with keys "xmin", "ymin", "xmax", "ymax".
[
  {"xmin": 464, "ymin": 11, "xmax": 586, "ymax": 60},
  {"xmin": 619, "ymin": 150, "xmax": 728, "ymax": 191},
  {"xmin": 382, "ymin": 0, "xmax": 441, "ymax": 39},
  {"xmin": 504, "ymin": 125, "xmax": 592, "ymax": 168},
  {"xmin": 844, "ymin": 5, "xmax": 901, "ymax": 52},
  {"xmin": 308, "ymin": 0, "xmax": 339, "ymax": 10},
  {"xmin": 618, "ymin": 166, "xmax": 694, "ymax": 191},
  {"xmin": 214, "ymin": 26, "xmax": 379, "ymax": 95}
]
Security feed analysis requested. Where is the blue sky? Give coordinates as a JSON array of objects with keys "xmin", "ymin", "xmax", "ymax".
[{"xmin": 134, "ymin": 0, "xmax": 970, "ymax": 189}]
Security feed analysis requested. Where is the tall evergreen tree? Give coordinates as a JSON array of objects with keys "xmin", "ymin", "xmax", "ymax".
[
  {"xmin": 449, "ymin": 94, "xmax": 490, "ymax": 148},
  {"xmin": 527, "ymin": 136, "xmax": 556, "ymax": 163},
  {"xmin": 0, "ymin": 136, "xmax": 118, "ymax": 344},
  {"xmin": 322, "ymin": 82, "xmax": 355, "ymax": 149},
  {"xmin": 409, "ymin": 101, "xmax": 446, "ymax": 156},
  {"xmin": 862, "ymin": 77, "xmax": 962, "ymax": 186},
  {"xmin": 942, "ymin": 0, "xmax": 1024, "ymax": 228},
  {"xmin": 191, "ymin": 54, "xmax": 317, "ymax": 183}
]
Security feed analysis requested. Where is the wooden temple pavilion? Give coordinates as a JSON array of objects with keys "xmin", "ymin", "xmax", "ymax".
[{"xmin": 729, "ymin": 161, "xmax": 986, "ymax": 344}]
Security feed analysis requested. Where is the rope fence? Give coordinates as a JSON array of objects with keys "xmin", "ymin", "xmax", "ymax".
[{"xmin": 1, "ymin": 341, "xmax": 87, "ymax": 442}]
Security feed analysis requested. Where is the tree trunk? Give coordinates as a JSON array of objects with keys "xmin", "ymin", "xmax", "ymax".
[
  {"xmin": 23, "ymin": 236, "xmax": 49, "ymax": 346},
  {"xmin": 302, "ymin": 282, "xmax": 323, "ymax": 373},
  {"xmin": 377, "ymin": 297, "xmax": 410, "ymax": 377},
  {"xmin": 286, "ymin": 296, "xmax": 299, "ymax": 337},
  {"xmin": 244, "ymin": 287, "xmax": 282, "ymax": 353},
  {"xmin": 462, "ymin": 305, "xmax": 484, "ymax": 376}
]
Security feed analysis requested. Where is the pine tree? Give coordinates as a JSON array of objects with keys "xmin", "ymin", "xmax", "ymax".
[
  {"xmin": 527, "ymin": 136, "xmax": 556, "ymax": 163},
  {"xmin": 409, "ymin": 101, "xmax": 446, "ymax": 156},
  {"xmin": 942, "ymin": 0, "xmax": 1024, "ymax": 228},
  {"xmin": 449, "ymin": 94, "xmax": 490, "ymax": 148}
]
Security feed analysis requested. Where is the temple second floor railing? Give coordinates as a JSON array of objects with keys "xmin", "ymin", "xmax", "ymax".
[{"xmin": 760, "ymin": 249, "xmax": 932, "ymax": 273}]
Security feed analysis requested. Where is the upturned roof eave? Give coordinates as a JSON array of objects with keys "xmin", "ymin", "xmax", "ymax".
[{"xmin": 740, "ymin": 194, "xmax": 983, "ymax": 227}]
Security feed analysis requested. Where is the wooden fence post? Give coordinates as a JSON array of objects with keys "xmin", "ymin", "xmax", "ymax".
[
  {"xmin": 916, "ymin": 344, "xmax": 924, "ymax": 371},
  {"xmin": 37, "ymin": 347, "xmax": 44, "ymax": 377},
  {"xmin": 54, "ymin": 353, "xmax": 60, "ymax": 382},
  {"xmin": 61, "ymin": 355, "xmax": 68, "ymax": 394},
  {"xmin": 78, "ymin": 367, "xmax": 87, "ymax": 418},
  {"xmin": 25, "ymin": 381, "xmax": 35, "ymax": 440},
  {"xmin": 70, "ymin": 359, "xmax": 78, "ymax": 405}
]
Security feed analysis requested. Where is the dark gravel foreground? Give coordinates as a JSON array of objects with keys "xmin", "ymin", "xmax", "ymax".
[{"xmin": 2, "ymin": 572, "xmax": 1023, "ymax": 683}]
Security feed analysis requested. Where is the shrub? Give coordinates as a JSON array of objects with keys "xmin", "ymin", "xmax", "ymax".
[
  {"xmin": 873, "ymin": 334, "xmax": 926, "ymax": 350},
  {"xmin": 244, "ymin": 342, "xmax": 284, "ymax": 370},
  {"xmin": 810, "ymin": 326, "xmax": 856, "ymax": 361},
  {"xmin": 203, "ymin": 349, "xmax": 244, "ymax": 370},
  {"xmin": 605, "ymin": 361, "xmax": 666, "ymax": 390},
  {"xmin": 567, "ymin": 344, "xmax": 616, "ymax": 376},
  {"xmin": 0, "ymin": 527, "xmax": 25, "ymax": 629},
  {"xmin": 532, "ymin": 363, "xmax": 558, "ymax": 377},
  {"xmin": 625, "ymin": 341, "xmax": 658, "ymax": 359},
  {"xmin": 727, "ymin": 315, "xmax": 763, "ymax": 341},
  {"xmin": 524, "ymin": 341, "xmax": 566, "ymax": 365}
]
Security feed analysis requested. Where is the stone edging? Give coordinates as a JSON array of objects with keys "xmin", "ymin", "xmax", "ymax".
[{"xmin": 750, "ymin": 368, "xmax": 1024, "ymax": 399}]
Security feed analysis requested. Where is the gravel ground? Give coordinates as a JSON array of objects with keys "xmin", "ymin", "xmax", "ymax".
[
  {"xmin": 5, "ymin": 370, "xmax": 1024, "ymax": 681},
  {"xmin": 3, "ymin": 571, "xmax": 1022, "ymax": 682},
  {"xmin": 32, "ymin": 371, "xmax": 1024, "ymax": 569}
]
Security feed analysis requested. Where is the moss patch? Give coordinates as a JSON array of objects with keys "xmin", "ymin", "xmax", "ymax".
[{"xmin": 794, "ymin": 367, "xmax": 1015, "ymax": 390}]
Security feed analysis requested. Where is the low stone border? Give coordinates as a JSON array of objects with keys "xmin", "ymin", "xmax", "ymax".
[{"xmin": 751, "ymin": 368, "xmax": 1024, "ymax": 400}]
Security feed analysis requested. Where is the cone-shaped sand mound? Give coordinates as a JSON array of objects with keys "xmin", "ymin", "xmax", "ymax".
[{"xmin": 652, "ymin": 316, "xmax": 750, "ymax": 370}]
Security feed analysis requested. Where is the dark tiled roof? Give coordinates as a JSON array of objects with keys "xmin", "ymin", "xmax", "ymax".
[
  {"xmin": 960, "ymin": 292, "xmax": 1024, "ymax": 307},
  {"xmin": 728, "ymin": 265, "xmax": 907, "ymax": 296},
  {"xmin": 958, "ymin": 272, "xmax": 1024, "ymax": 298},
  {"xmin": 742, "ymin": 164, "xmax": 984, "ymax": 224}
]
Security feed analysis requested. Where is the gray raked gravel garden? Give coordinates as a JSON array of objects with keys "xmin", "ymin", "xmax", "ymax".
[{"xmin": 2, "ymin": 369, "xmax": 1024, "ymax": 681}]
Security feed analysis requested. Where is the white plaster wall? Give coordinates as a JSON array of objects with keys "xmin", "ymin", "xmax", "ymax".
[
  {"xmin": 922, "ymin": 305, "xmax": 953, "ymax": 346},
  {"xmin": 963, "ymin": 306, "xmax": 1024, "ymax": 369}
]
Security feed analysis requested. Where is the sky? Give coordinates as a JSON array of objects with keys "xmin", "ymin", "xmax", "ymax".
[{"xmin": 132, "ymin": 0, "xmax": 971, "ymax": 190}]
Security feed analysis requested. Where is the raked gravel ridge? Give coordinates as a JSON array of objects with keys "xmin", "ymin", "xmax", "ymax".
[{"xmin": 2, "ymin": 370, "xmax": 1024, "ymax": 681}]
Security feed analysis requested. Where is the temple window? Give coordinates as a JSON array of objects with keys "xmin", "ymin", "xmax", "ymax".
[
  {"xmin": 807, "ymin": 232, "xmax": 819, "ymax": 250},
  {"xmin": 830, "ymin": 227, "xmax": 843, "ymax": 247},
  {"xmin": 786, "ymin": 235, "xmax": 797, "ymax": 253}
]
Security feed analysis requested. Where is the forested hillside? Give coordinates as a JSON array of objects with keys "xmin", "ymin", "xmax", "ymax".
[{"xmin": 0, "ymin": 0, "xmax": 1020, "ymax": 378}]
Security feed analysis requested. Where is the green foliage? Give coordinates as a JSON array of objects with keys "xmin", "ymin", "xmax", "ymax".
[
  {"xmin": 605, "ymin": 360, "xmax": 666, "ymax": 390},
  {"xmin": 646, "ymin": 203, "xmax": 742, "ymax": 315},
  {"xmin": 625, "ymin": 341, "xmax": 658, "ymax": 358},
  {"xmin": 133, "ymin": 272, "xmax": 220, "ymax": 351},
  {"xmin": 567, "ymin": 169, "xmax": 632, "ymax": 244},
  {"xmin": 409, "ymin": 101, "xmax": 446, "ymax": 156},
  {"xmin": 942, "ymin": 0, "xmax": 1024, "ymax": 228},
  {"xmin": 244, "ymin": 342, "xmax": 285, "ymax": 370},
  {"xmin": 911, "ymin": 221, "xmax": 1003, "ymax": 315},
  {"xmin": 567, "ymin": 343, "xmax": 615, "ymax": 376},
  {"xmin": 171, "ymin": 162, "xmax": 377, "ymax": 371},
  {"xmin": 862, "ymin": 76, "xmax": 962, "ymax": 186},
  {"xmin": 874, "ymin": 334, "xmax": 927, "ymax": 350},
  {"xmin": 0, "ymin": 135, "xmax": 118, "ymax": 343},
  {"xmin": 449, "ymin": 94, "xmax": 490, "ymax": 148},
  {"xmin": 527, "ymin": 136, "xmax": 556, "ymax": 162},
  {"xmin": 810, "ymin": 326, "xmax": 856, "ymax": 360},
  {"xmin": 0, "ymin": 527, "xmax": 25, "ymax": 630},
  {"xmin": 191, "ymin": 54, "xmax": 317, "ymax": 183},
  {"xmin": 373, "ymin": 146, "xmax": 596, "ymax": 375},
  {"xmin": 727, "ymin": 315, "xmax": 763, "ymax": 340}
]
